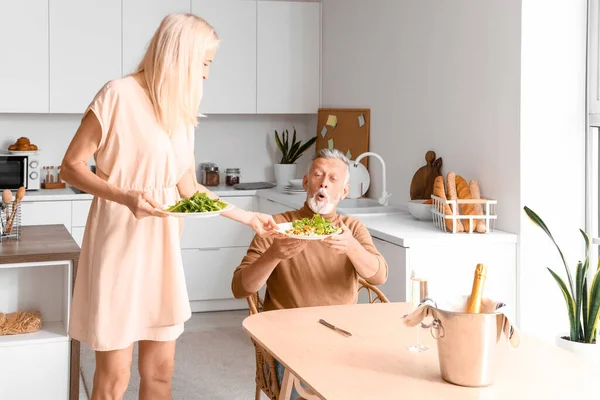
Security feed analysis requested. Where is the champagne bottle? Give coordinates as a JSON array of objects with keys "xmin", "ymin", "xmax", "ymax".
[{"xmin": 466, "ymin": 263, "xmax": 487, "ymax": 313}]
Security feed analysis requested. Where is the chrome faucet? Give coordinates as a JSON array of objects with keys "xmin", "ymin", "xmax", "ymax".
[{"xmin": 352, "ymin": 152, "xmax": 391, "ymax": 206}]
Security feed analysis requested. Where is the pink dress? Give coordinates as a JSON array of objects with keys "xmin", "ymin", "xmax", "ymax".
[{"xmin": 69, "ymin": 76, "xmax": 193, "ymax": 351}]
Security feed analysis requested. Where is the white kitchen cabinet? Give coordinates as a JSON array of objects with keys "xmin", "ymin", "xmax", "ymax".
[
  {"xmin": 589, "ymin": 0, "xmax": 600, "ymax": 115},
  {"xmin": 20, "ymin": 201, "xmax": 72, "ymax": 234},
  {"xmin": 0, "ymin": 1, "xmax": 49, "ymax": 113},
  {"xmin": 257, "ymin": 1, "xmax": 321, "ymax": 114},
  {"xmin": 408, "ymin": 243, "xmax": 517, "ymax": 318},
  {"xmin": 358, "ymin": 238, "xmax": 408, "ymax": 304},
  {"xmin": 180, "ymin": 196, "xmax": 255, "ymax": 249},
  {"xmin": 257, "ymin": 197, "xmax": 295, "ymax": 215},
  {"xmin": 182, "ymin": 247, "xmax": 248, "ymax": 301},
  {"xmin": 49, "ymin": 0, "xmax": 122, "ymax": 113},
  {"xmin": 122, "ymin": 0, "xmax": 191, "ymax": 76},
  {"xmin": 193, "ymin": 0, "xmax": 258, "ymax": 114}
]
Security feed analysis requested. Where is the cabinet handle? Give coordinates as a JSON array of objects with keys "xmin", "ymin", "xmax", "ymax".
[{"xmin": 198, "ymin": 248, "xmax": 221, "ymax": 252}]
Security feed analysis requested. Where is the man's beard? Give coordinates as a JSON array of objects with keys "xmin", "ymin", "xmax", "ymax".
[{"xmin": 307, "ymin": 188, "xmax": 339, "ymax": 214}]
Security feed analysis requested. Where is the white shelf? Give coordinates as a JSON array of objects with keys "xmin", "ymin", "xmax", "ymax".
[{"xmin": 0, "ymin": 321, "xmax": 68, "ymax": 347}]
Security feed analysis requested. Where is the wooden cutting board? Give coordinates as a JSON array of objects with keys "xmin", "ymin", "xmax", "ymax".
[{"xmin": 410, "ymin": 151, "xmax": 443, "ymax": 200}]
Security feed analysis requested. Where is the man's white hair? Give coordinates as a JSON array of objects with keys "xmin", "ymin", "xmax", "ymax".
[{"xmin": 308, "ymin": 148, "xmax": 350, "ymax": 184}]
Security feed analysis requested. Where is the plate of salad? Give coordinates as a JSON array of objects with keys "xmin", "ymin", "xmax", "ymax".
[
  {"xmin": 277, "ymin": 214, "xmax": 342, "ymax": 240},
  {"xmin": 158, "ymin": 192, "xmax": 234, "ymax": 218}
]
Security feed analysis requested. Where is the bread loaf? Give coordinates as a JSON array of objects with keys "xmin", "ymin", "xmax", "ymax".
[
  {"xmin": 469, "ymin": 180, "xmax": 487, "ymax": 233},
  {"xmin": 433, "ymin": 176, "xmax": 464, "ymax": 232},
  {"xmin": 446, "ymin": 172, "xmax": 458, "ymax": 213},
  {"xmin": 455, "ymin": 175, "xmax": 478, "ymax": 232}
]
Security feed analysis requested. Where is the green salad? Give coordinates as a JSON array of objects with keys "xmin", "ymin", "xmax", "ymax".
[
  {"xmin": 164, "ymin": 192, "xmax": 229, "ymax": 213},
  {"xmin": 286, "ymin": 214, "xmax": 340, "ymax": 236}
]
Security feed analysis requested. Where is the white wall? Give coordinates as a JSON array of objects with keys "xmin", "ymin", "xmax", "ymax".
[
  {"xmin": 321, "ymin": 0, "xmax": 522, "ymax": 234},
  {"xmin": 519, "ymin": 0, "xmax": 587, "ymax": 339},
  {"xmin": 0, "ymin": 114, "xmax": 316, "ymax": 183},
  {"xmin": 322, "ymin": 0, "xmax": 589, "ymax": 340}
]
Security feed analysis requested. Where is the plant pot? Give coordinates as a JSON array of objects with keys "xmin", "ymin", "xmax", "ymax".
[
  {"xmin": 274, "ymin": 164, "xmax": 297, "ymax": 187},
  {"xmin": 556, "ymin": 334, "xmax": 600, "ymax": 364}
]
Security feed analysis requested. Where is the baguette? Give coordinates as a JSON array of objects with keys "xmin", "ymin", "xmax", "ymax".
[
  {"xmin": 446, "ymin": 172, "xmax": 459, "ymax": 214},
  {"xmin": 433, "ymin": 176, "xmax": 464, "ymax": 232},
  {"xmin": 455, "ymin": 175, "xmax": 477, "ymax": 232},
  {"xmin": 469, "ymin": 180, "xmax": 487, "ymax": 233}
]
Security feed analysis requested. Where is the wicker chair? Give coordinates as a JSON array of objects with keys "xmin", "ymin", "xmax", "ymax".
[{"xmin": 246, "ymin": 278, "xmax": 390, "ymax": 400}]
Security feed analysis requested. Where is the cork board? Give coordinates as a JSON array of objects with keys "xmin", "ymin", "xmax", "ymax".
[{"xmin": 315, "ymin": 108, "xmax": 370, "ymax": 168}]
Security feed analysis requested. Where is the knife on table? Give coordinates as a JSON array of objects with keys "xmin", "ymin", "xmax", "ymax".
[{"xmin": 318, "ymin": 319, "xmax": 352, "ymax": 337}]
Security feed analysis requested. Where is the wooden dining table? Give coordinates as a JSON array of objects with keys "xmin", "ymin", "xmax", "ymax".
[{"xmin": 242, "ymin": 302, "xmax": 599, "ymax": 399}]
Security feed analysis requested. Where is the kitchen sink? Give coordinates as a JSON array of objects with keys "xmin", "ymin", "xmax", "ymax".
[{"xmin": 337, "ymin": 198, "xmax": 406, "ymax": 215}]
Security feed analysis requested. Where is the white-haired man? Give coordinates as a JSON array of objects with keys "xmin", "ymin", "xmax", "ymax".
[{"xmin": 232, "ymin": 148, "xmax": 388, "ymax": 399}]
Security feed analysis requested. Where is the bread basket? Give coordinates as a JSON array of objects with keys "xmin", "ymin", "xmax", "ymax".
[{"xmin": 430, "ymin": 195, "xmax": 497, "ymax": 233}]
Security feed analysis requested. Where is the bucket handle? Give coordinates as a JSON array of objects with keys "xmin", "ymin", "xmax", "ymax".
[{"xmin": 429, "ymin": 318, "xmax": 445, "ymax": 340}]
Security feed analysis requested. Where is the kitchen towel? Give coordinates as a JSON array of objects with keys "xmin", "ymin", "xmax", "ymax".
[{"xmin": 402, "ymin": 295, "xmax": 521, "ymax": 349}]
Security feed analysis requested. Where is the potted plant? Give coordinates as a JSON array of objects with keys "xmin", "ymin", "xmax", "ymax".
[
  {"xmin": 524, "ymin": 206, "xmax": 600, "ymax": 363},
  {"xmin": 273, "ymin": 128, "xmax": 317, "ymax": 187}
]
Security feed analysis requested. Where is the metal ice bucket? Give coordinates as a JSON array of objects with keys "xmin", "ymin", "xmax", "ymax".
[{"xmin": 428, "ymin": 307, "xmax": 506, "ymax": 387}]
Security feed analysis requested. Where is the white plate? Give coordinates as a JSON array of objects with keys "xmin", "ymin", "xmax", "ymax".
[
  {"xmin": 157, "ymin": 203, "xmax": 235, "ymax": 218},
  {"xmin": 347, "ymin": 161, "xmax": 370, "ymax": 199},
  {"xmin": 276, "ymin": 222, "xmax": 341, "ymax": 240},
  {"xmin": 7, "ymin": 150, "xmax": 40, "ymax": 155}
]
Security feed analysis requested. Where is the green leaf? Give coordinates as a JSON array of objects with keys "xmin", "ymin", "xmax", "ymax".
[
  {"xmin": 287, "ymin": 141, "xmax": 301, "ymax": 163},
  {"xmin": 575, "ymin": 261, "xmax": 585, "ymax": 341},
  {"xmin": 547, "ymin": 267, "xmax": 578, "ymax": 341},
  {"xmin": 583, "ymin": 278, "xmax": 589, "ymax": 339},
  {"xmin": 274, "ymin": 130, "xmax": 288, "ymax": 163},
  {"xmin": 524, "ymin": 206, "xmax": 575, "ymax": 298},
  {"xmin": 292, "ymin": 127, "xmax": 297, "ymax": 148},
  {"xmin": 585, "ymin": 267, "xmax": 600, "ymax": 342},
  {"xmin": 290, "ymin": 136, "xmax": 317, "ymax": 164}
]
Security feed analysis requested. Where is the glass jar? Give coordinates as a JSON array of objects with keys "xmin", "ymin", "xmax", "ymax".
[
  {"xmin": 199, "ymin": 162, "xmax": 216, "ymax": 185},
  {"xmin": 225, "ymin": 168, "xmax": 241, "ymax": 186},
  {"xmin": 205, "ymin": 166, "xmax": 220, "ymax": 186}
]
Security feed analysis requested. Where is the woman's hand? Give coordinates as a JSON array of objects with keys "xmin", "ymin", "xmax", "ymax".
[
  {"xmin": 245, "ymin": 212, "xmax": 285, "ymax": 238},
  {"xmin": 123, "ymin": 190, "xmax": 165, "ymax": 219}
]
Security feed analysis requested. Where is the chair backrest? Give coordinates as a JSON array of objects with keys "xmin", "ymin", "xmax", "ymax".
[{"xmin": 247, "ymin": 277, "xmax": 389, "ymax": 316}]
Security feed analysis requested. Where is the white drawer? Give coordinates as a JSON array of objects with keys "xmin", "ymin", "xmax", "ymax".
[
  {"xmin": 180, "ymin": 196, "xmax": 255, "ymax": 249},
  {"xmin": 182, "ymin": 247, "xmax": 248, "ymax": 301},
  {"xmin": 20, "ymin": 201, "xmax": 72, "ymax": 233},
  {"xmin": 257, "ymin": 197, "xmax": 295, "ymax": 215},
  {"xmin": 0, "ymin": 341, "xmax": 69, "ymax": 399},
  {"xmin": 72, "ymin": 199, "xmax": 92, "ymax": 227}
]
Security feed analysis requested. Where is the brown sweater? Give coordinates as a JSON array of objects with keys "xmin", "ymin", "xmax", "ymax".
[{"xmin": 231, "ymin": 203, "xmax": 388, "ymax": 311}]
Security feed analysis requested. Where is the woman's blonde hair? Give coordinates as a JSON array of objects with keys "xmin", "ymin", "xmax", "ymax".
[{"xmin": 136, "ymin": 13, "xmax": 219, "ymax": 135}]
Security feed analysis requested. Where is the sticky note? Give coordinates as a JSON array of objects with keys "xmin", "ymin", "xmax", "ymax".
[
  {"xmin": 346, "ymin": 150, "xmax": 352, "ymax": 159},
  {"xmin": 320, "ymin": 126, "xmax": 327, "ymax": 138},
  {"xmin": 328, "ymin": 139, "xmax": 334, "ymax": 149},
  {"xmin": 358, "ymin": 114, "xmax": 365, "ymax": 127},
  {"xmin": 326, "ymin": 115, "xmax": 337, "ymax": 128}
]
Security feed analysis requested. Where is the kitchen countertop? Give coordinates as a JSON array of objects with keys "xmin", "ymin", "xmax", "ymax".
[
  {"xmin": 16, "ymin": 186, "xmax": 518, "ymax": 248},
  {"xmin": 0, "ymin": 224, "xmax": 80, "ymax": 264},
  {"xmin": 253, "ymin": 189, "xmax": 518, "ymax": 247},
  {"xmin": 20, "ymin": 185, "xmax": 260, "ymax": 202}
]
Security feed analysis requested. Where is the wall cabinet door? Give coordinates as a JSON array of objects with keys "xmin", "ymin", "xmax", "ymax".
[
  {"xmin": 49, "ymin": 0, "xmax": 122, "ymax": 113},
  {"xmin": 0, "ymin": 1, "xmax": 49, "ymax": 113},
  {"xmin": 193, "ymin": 0, "xmax": 258, "ymax": 114},
  {"xmin": 257, "ymin": 1, "xmax": 320, "ymax": 114},
  {"xmin": 122, "ymin": 0, "xmax": 191, "ymax": 76}
]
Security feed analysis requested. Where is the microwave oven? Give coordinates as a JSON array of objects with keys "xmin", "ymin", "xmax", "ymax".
[{"xmin": 0, "ymin": 153, "xmax": 41, "ymax": 190}]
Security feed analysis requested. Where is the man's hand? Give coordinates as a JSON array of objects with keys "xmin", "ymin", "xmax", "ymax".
[
  {"xmin": 266, "ymin": 238, "xmax": 308, "ymax": 261},
  {"xmin": 322, "ymin": 222, "xmax": 358, "ymax": 254}
]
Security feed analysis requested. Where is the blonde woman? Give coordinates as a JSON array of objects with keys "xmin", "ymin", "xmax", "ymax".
[{"xmin": 60, "ymin": 14, "xmax": 280, "ymax": 399}]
